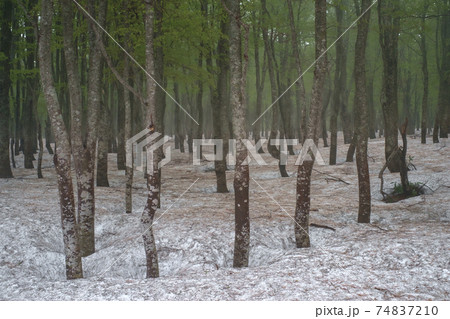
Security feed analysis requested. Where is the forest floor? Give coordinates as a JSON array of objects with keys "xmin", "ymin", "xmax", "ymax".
[{"xmin": 0, "ymin": 134, "xmax": 449, "ymax": 300}]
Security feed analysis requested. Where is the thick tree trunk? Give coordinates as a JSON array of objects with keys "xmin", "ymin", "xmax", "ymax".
[
  {"xmin": 61, "ymin": 0, "xmax": 106, "ymax": 257},
  {"xmin": 378, "ymin": 0, "xmax": 401, "ymax": 172},
  {"xmin": 354, "ymin": 0, "xmax": 372, "ymax": 223},
  {"xmin": 0, "ymin": 0, "xmax": 13, "ymax": 178},
  {"xmin": 39, "ymin": 0, "xmax": 82, "ymax": 279},
  {"xmin": 227, "ymin": 0, "xmax": 250, "ymax": 268},
  {"xmin": 295, "ymin": 0, "xmax": 328, "ymax": 248}
]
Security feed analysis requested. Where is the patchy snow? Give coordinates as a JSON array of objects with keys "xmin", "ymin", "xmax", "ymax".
[{"xmin": 0, "ymin": 134, "xmax": 449, "ymax": 300}]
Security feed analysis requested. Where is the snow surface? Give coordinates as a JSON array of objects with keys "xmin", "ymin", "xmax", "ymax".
[{"xmin": 0, "ymin": 134, "xmax": 449, "ymax": 300}]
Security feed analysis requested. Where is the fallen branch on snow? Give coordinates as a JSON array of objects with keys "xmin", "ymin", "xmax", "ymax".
[
  {"xmin": 313, "ymin": 169, "xmax": 350, "ymax": 185},
  {"xmin": 310, "ymin": 223, "xmax": 336, "ymax": 231}
]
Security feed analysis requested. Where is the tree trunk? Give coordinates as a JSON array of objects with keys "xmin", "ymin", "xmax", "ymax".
[
  {"xmin": 287, "ymin": 0, "xmax": 307, "ymax": 143},
  {"xmin": 378, "ymin": 0, "xmax": 401, "ymax": 172},
  {"xmin": 23, "ymin": 10, "xmax": 38, "ymax": 169},
  {"xmin": 210, "ymin": 5, "xmax": 229, "ymax": 193},
  {"xmin": 295, "ymin": 0, "xmax": 328, "ymax": 248},
  {"xmin": 61, "ymin": 0, "xmax": 106, "ymax": 257},
  {"xmin": 227, "ymin": 0, "xmax": 250, "ymax": 268},
  {"xmin": 124, "ymin": 57, "xmax": 133, "ymax": 214},
  {"xmin": 367, "ymin": 73, "xmax": 376, "ymax": 139},
  {"xmin": 97, "ymin": 97, "xmax": 110, "ymax": 187},
  {"xmin": 143, "ymin": 1, "xmax": 160, "ymax": 278},
  {"xmin": 420, "ymin": 13, "xmax": 428, "ymax": 145},
  {"xmin": 37, "ymin": 123, "xmax": 44, "ymax": 179},
  {"xmin": 252, "ymin": 12, "xmax": 265, "ymax": 154},
  {"xmin": 435, "ymin": 2, "xmax": 450, "ymax": 140},
  {"xmin": 354, "ymin": 0, "xmax": 372, "ymax": 223},
  {"xmin": 330, "ymin": 0, "xmax": 349, "ymax": 164},
  {"xmin": 39, "ymin": 0, "xmax": 83, "ymax": 279},
  {"xmin": 346, "ymin": 133, "xmax": 356, "ymax": 162},
  {"xmin": 0, "ymin": 0, "xmax": 13, "ymax": 178},
  {"xmin": 117, "ymin": 83, "xmax": 126, "ymax": 170},
  {"xmin": 261, "ymin": 0, "xmax": 288, "ymax": 177}
]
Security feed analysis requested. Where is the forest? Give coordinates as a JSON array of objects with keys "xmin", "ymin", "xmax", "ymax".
[{"xmin": 0, "ymin": 0, "xmax": 449, "ymax": 301}]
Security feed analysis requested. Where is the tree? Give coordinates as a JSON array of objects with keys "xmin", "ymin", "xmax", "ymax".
[
  {"xmin": 295, "ymin": 0, "xmax": 328, "ymax": 248},
  {"xmin": 142, "ymin": 0, "xmax": 159, "ymax": 278},
  {"xmin": 0, "ymin": 0, "xmax": 14, "ymax": 178},
  {"xmin": 225, "ymin": 0, "xmax": 250, "ymax": 268},
  {"xmin": 287, "ymin": 0, "xmax": 307, "ymax": 143},
  {"xmin": 212, "ymin": 3, "xmax": 230, "ymax": 193},
  {"xmin": 378, "ymin": 0, "xmax": 402, "ymax": 173},
  {"xmin": 419, "ymin": 2, "xmax": 429, "ymax": 144},
  {"xmin": 261, "ymin": 0, "xmax": 288, "ymax": 177},
  {"xmin": 38, "ymin": 0, "xmax": 83, "ymax": 279},
  {"xmin": 433, "ymin": 0, "xmax": 450, "ymax": 141},
  {"xmin": 354, "ymin": 0, "xmax": 372, "ymax": 223},
  {"xmin": 60, "ymin": 0, "xmax": 106, "ymax": 257},
  {"xmin": 330, "ymin": 0, "xmax": 350, "ymax": 165}
]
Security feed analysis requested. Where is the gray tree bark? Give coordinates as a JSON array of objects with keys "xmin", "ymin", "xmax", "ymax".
[
  {"xmin": 226, "ymin": 0, "xmax": 250, "ymax": 268},
  {"xmin": 39, "ymin": 0, "xmax": 83, "ymax": 279},
  {"xmin": 378, "ymin": 0, "xmax": 402, "ymax": 172},
  {"xmin": 0, "ymin": 0, "xmax": 13, "ymax": 178},
  {"xmin": 295, "ymin": 0, "xmax": 328, "ymax": 248},
  {"xmin": 142, "ymin": 0, "xmax": 160, "ymax": 278},
  {"xmin": 354, "ymin": 0, "xmax": 372, "ymax": 223}
]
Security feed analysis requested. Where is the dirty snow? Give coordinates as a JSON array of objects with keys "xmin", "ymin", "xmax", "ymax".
[{"xmin": 0, "ymin": 134, "xmax": 449, "ymax": 300}]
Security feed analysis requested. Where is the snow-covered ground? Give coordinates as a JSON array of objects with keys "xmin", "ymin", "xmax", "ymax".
[{"xmin": 0, "ymin": 134, "xmax": 449, "ymax": 300}]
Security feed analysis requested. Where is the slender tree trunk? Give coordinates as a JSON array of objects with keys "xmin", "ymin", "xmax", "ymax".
[
  {"xmin": 142, "ymin": 1, "xmax": 159, "ymax": 278},
  {"xmin": 321, "ymin": 76, "xmax": 331, "ymax": 147},
  {"xmin": 45, "ymin": 115, "xmax": 54, "ymax": 154},
  {"xmin": 354, "ymin": 0, "xmax": 372, "ymax": 223},
  {"xmin": 97, "ymin": 97, "xmax": 110, "ymax": 187},
  {"xmin": 295, "ymin": 0, "xmax": 328, "ymax": 248},
  {"xmin": 287, "ymin": 0, "xmax": 307, "ymax": 143},
  {"xmin": 378, "ymin": 0, "xmax": 401, "ymax": 172},
  {"xmin": 117, "ymin": 82, "xmax": 126, "ymax": 170},
  {"xmin": 252, "ymin": 12, "xmax": 265, "ymax": 154},
  {"xmin": 330, "ymin": 0, "xmax": 349, "ymax": 164},
  {"xmin": 23, "ymin": 10, "xmax": 38, "ymax": 169},
  {"xmin": 420, "ymin": 15, "xmax": 428, "ymax": 145},
  {"xmin": 174, "ymin": 83, "xmax": 185, "ymax": 153},
  {"xmin": 261, "ymin": 1, "xmax": 288, "ymax": 177},
  {"xmin": 37, "ymin": 123, "xmax": 44, "ymax": 179},
  {"xmin": 436, "ymin": 2, "xmax": 450, "ymax": 140},
  {"xmin": 124, "ymin": 56, "xmax": 133, "ymax": 214},
  {"xmin": 346, "ymin": 133, "xmax": 356, "ymax": 162},
  {"xmin": 0, "ymin": 0, "xmax": 13, "ymax": 178},
  {"xmin": 367, "ymin": 73, "xmax": 376, "ymax": 139},
  {"xmin": 39, "ymin": 0, "xmax": 82, "ymax": 279}
]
